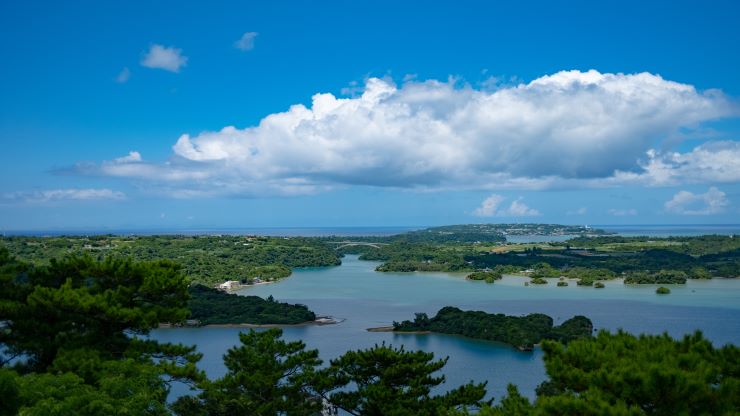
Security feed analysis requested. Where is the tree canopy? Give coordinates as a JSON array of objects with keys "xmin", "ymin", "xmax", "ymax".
[
  {"xmin": 0, "ymin": 248, "xmax": 202, "ymax": 414},
  {"xmin": 477, "ymin": 330, "xmax": 740, "ymax": 415}
]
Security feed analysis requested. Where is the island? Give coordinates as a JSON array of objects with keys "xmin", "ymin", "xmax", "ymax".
[
  {"xmin": 466, "ymin": 270, "xmax": 503, "ymax": 283},
  {"xmin": 385, "ymin": 306, "xmax": 593, "ymax": 351},
  {"xmin": 186, "ymin": 284, "xmax": 318, "ymax": 325}
]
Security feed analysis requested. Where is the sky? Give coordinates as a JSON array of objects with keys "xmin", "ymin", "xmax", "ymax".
[{"xmin": 1, "ymin": 0, "xmax": 740, "ymax": 231}]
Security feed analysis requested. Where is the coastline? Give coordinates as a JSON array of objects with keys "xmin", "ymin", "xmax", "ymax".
[
  {"xmin": 159, "ymin": 316, "xmax": 343, "ymax": 329},
  {"xmin": 367, "ymin": 326, "xmax": 432, "ymax": 334}
]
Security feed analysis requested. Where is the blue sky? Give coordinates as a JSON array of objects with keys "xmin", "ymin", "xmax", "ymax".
[{"xmin": 1, "ymin": 0, "xmax": 739, "ymax": 231}]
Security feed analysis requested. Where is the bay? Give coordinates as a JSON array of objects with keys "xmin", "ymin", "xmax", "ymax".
[{"xmin": 153, "ymin": 254, "xmax": 740, "ymax": 401}]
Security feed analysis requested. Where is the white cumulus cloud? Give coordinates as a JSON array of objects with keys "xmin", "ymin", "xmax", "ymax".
[
  {"xmin": 473, "ymin": 194, "xmax": 540, "ymax": 217},
  {"xmin": 141, "ymin": 44, "xmax": 187, "ymax": 73},
  {"xmin": 664, "ymin": 187, "xmax": 729, "ymax": 215},
  {"xmin": 606, "ymin": 141, "xmax": 740, "ymax": 187},
  {"xmin": 235, "ymin": 32, "xmax": 258, "ymax": 51},
  {"xmin": 75, "ymin": 70, "xmax": 737, "ymax": 196}
]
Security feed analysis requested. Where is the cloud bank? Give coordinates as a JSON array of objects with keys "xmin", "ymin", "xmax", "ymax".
[{"xmin": 76, "ymin": 70, "xmax": 738, "ymax": 196}]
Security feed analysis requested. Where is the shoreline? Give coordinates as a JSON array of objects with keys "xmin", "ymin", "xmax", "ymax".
[
  {"xmin": 159, "ymin": 316, "xmax": 343, "ymax": 329},
  {"xmin": 367, "ymin": 326, "xmax": 430, "ymax": 334}
]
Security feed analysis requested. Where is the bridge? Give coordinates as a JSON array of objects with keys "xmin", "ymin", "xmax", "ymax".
[{"xmin": 326, "ymin": 241, "xmax": 389, "ymax": 250}]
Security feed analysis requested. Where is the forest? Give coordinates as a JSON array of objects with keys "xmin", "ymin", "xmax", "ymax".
[
  {"xmin": 187, "ymin": 285, "xmax": 316, "ymax": 325},
  {"xmin": 392, "ymin": 307, "xmax": 593, "ymax": 351},
  {"xmin": 354, "ymin": 233, "xmax": 740, "ymax": 283},
  {"xmin": 0, "ymin": 235, "xmax": 341, "ymax": 285}
]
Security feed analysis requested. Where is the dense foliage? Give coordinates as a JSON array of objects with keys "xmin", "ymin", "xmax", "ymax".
[
  {"xmin": 564, "ymin": 267, "xmax": 616, "ymax": 286},
  {"xmin": 393, "ymin": 307, "xmax": 593, "ymax": 351},
  {"xmin": 187, "ymin": 285, "xmax": 316, "ymax": 325},
  {"xmin": 172, "ymin": 329, "xmax": 323, "ymax": 416},
  {"xmin": 624, "ymin": 270, "xmax": 688, "ymax": 284},
  {"xmin": 321, "ymin": 343, "xmax": 487, "ymax": 415},
  {"xmin": 467, "ymin": 270, "xmax": 503, "ymax": 283},
  {"xmin": 0, "ymin": 249, "xmax": 203, "ymax": 414},
  {"xmin": 4, "ymin": 239, "xmax": 740, "ymax": 415},
  {"xmin": 174, "ymin": 329, "xmax": 488, "ymax": 416},
  {"xmin": 0, "ymin": 235, "xmax": 341, "ymax": 285},
  {"xmin": 364, "ymin": 233, "xmax": 740, "ymax": 280},
  {"xmin": 477, "ymin": 331, "xmax": 740, "ymax": 415}
]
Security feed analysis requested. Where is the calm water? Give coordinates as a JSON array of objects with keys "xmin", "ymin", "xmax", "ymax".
[{"xmin": 153, "ymin": 255, "xmax": 740, "ymax": 401}]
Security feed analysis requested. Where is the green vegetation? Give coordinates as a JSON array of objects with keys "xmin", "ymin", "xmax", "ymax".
[
  {"xmin": 359, "ymin": 231, "xmax": 739, "ymax": 284},
  {"xmin": 624, "ymin": 269, "xmax": 688, "ymax": 284},
  {"xmin": 320, "ymin": 342, "xmax": 487, "ymax": 415},
  {"xmin": 476, "ymin": 331, "xmax": 740, "ymax": 415},
  {"xmin": 171, "ymin": 329, "xmax": 325, "ymax": 415},
  {"xmin": 187, "ymin": 285, "xmax": 316, "ymax": 325},
  {"xmin": 467, "ymin": 270, "xmax": 503, "ymax": 283},
  {"xmin": 0, "ymin": 235, "xmax": 341, "ymax": 285},
  {"xmin": 656, "ymin": 286, "xmax": 671, "ymax": 294},
  {"xmin": 563, "ymin": 234, "xmax": 740, "ymax": 256},
  {"xmin": 594, "ymin": 282, "xmax": 605, "ymax": 289},
  {"xmin": 564, "ymin": 267, "xmax": 616, "ymax": 286},
  {"xmin": 172, "ymin": 329, "xmax": 487, "ymax": 416},
  {"xmin": 530, "ymin": 277, "xmax": 548, "ymax": 285},
  {"xmin": 393, "ymin": 307, "xmax": 593, "ymax": 351},
  {"xmin": 0, "ymin": 248, "xmax": 203, "ymax": 414},
  {"xmin": 5, "ymin": 231, "xmax": 738, "ymax": 290},
  {"xmin": 690, "ymin": 266, "xmax": 712, "ymax": 279},
  {"xmin": 556, "ymin": 281, "xmax": 568, "ymax": 287},
  {"xmin": 531, "ymin": 262, "xmax": 560, "ymax": 278},
  {"xmin": 392, "ymin": 224, "xmax": 507, "ymax": 244},
  {"xmin": 356, "ymin": 223, "xmax": 608, "ymax": 246},
  {"xmin": 2, "ymin": 245, "xmax": 739, "ymax": 415}
]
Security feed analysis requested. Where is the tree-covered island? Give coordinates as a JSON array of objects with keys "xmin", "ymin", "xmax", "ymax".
[
  {"xmin": 186, "ymin": 284, "xmax": 316, "ymax": 326},
  {"xmin": 390, "ymin": 307, "xmax": 593, "ymax": 351}
]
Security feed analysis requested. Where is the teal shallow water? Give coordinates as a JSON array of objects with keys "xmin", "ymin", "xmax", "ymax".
[{"xmin": 153, "ymin": 255, "xmax": 740, "ymax": 401}]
